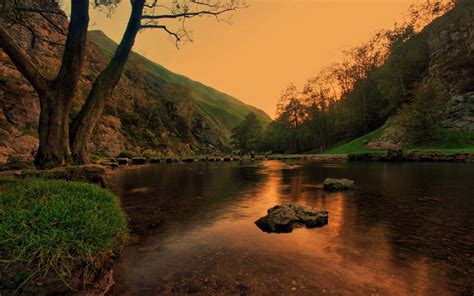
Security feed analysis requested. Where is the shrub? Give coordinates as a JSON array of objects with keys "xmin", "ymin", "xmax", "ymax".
[
  {"xmin": 0, "ymin": 179, "xmax": 128, "ymax": 294},
  {"xmin": 116, "ymin": 150, "xmax": 134, "ymax": 159},
  {"xmin": 397, "ymin": 84, "xmax": 446, "ymax": 146}
]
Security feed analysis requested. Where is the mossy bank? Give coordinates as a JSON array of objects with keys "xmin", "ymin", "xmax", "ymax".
[{"xmin": 0, "ymin": 179, "xmax": 128, "ymax": 295}]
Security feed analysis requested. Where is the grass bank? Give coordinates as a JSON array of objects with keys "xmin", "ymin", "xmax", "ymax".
[
  {"xmin": 322, "ymin": 128, "xmax": 474, "ymax": 155},
  {"xmin": 322, "ymin": 128, "xmax": 386, "ymax": 154},
  {"xmin": 0, "ymin": 178, "xmax": 128, "ymax": 294}
]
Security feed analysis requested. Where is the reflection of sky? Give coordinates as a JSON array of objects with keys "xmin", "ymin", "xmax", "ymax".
[{"xmin": 109, "ymin": 161, "xmax": 473, "ymax": 295}]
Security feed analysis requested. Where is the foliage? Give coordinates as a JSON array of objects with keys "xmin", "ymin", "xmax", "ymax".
[
  {"xmin": 231, "ymin": 112, "xmax": 263, "ymax": 155},
  {"xmin": 116, "ymin": 150, "xmax": 134, "ymax": 158},
  {"xmin": 396, "ymin": 85, "xmax": 446, "ymax": 146},
  {"xmin": 0, "ymin": 179, "xmax": 128, "ymax": 292},
  {"xmin": 264, "ymin": 0, "xmax": 457, "ymax": 154}
]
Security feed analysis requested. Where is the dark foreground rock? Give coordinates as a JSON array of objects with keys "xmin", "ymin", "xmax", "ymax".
[
  {"xmin": 255, "ymin": 203, "xmax": 328, "ymax": 233},
  {"xmin": 323, "ymin": 178, "xmax": 354, "ymax": 191}
]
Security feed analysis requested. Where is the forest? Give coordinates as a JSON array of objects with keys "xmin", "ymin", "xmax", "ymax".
[{"xmin": 230, "ymin": 0, "xmax": 473, "ymax": 156}]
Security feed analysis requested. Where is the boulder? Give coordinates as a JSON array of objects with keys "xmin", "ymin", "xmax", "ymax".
[
  {"xmin": 131, "ymin": 157, "xmax": 147, "ymax": 165},
  {"xmin": 149, "ymin": 157, "xmax": 161, "ymax": 164},
  {"xmin": 323, "ymin": 178, "xmax": 354, "ymax": 191},
  {"xmin": 255, "ymin": 203, "xmax": 328, "ymax": 233},
  {"xmin": 117, "ymin": 158, "xmax": 129, "ymax": 165}
]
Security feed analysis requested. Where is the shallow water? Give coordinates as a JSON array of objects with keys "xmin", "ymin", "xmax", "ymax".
[{"xmin": 109, "ymin": 160, "xmax": 474, "ymax": 295}]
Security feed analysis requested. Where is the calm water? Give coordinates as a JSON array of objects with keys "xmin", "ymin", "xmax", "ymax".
[{"xmin": 108, "ymin": 160, "xmax": 474, "ymax": 296}]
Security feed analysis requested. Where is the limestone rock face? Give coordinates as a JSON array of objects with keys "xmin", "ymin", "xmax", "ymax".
[
  {"xmin": 255, "ymin": 203, "xmax": 329, "ymax": 233},
  {"xmin": 323, "ymin": 178, "xmax": 354, "ymax": 191},
  {"xmin": 367, "ymin": 4, "xmax": 474, "ymax": 148}
]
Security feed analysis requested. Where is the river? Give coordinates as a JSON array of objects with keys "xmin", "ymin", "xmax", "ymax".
[{"xmin": 108, "ymin": 160, "xmax": 473, "ymax": 295}]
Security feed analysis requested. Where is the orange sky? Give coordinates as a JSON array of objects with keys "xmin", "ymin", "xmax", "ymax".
[{"xmin": 90, "ymin": 0, "xmax": 415, "ymax": 117}]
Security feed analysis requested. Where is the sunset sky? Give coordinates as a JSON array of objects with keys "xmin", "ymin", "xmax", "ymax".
[{"xmin": 90, "ymin": 0, "xmax": 415, "ymax": 117}]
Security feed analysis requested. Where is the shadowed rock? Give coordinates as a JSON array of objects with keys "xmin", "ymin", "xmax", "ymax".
[
  {"xmin": 255, "ymin": 203, "xmax": 328, "ymax": 233},
  {"xmin": 323, "ymin": 178, "xmax": 354, "ymax": 191},
  {"xmin": 131, "ymin": 157, "xmax": 147, "ymax": 165},
  {"xmin": 116, "ymin": 158, "xmax": 129, "ymax": 165}
]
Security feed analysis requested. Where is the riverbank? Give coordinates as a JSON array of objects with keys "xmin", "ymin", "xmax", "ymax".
[
  {"xmin": 96, "ymin": 154, "xmax": 347, "ymax": 168},
  {"xmin": 348, "ymin": 150, "xmax": 474, "ymax": 162},
  {"xmin": 0, "ymin": 178, "xmax": 128, "ymax": 295}
]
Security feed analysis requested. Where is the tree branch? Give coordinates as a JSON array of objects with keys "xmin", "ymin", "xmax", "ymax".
[
  {"xmin": 54, "ymin": 0, "xmax": 89, "ymax": 97},
  {"xmin": 0, "ymin": 24, "xmax": 50, "ymax": 95},
  {"xmin": 142, "ymin": 7, "xmax": 235, "ymax": 20},
  {"xmin": 140, "ymin": 24, "xmax": 182, "ymax": 45}
]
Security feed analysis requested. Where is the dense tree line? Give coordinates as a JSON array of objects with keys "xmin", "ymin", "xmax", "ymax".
[{"xmin": 261, "ymin": 0, "xmax": 455, "ymax": 154}]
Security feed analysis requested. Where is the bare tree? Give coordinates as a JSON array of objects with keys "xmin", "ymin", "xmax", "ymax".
[{"xmin": 0, "ymin": 0, "xmax": 244, "ymax": 168}]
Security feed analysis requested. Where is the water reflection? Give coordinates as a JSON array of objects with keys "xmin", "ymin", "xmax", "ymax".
[{"xmin": 108, "ymin": 161, "xmax": 474, "ymax": 295}]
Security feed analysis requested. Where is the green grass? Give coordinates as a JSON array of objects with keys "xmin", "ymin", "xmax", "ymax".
[
  {"xmin": 322, "ymin": 128, "xmax": 474, "ymax": 155},
  {"xmin": 0, "ymin": 179, "xmax": 128, "ymax": 292},
  {"xmin": 322, "ymin": 128, "xmax": 387, "ymax": 154}
]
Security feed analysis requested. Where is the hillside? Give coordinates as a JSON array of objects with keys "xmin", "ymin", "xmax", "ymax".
[
  {"xmin": 324, "ymin": 1, "xmax": 474, "ymax": 154},
  {"xmin": 88, "ymin": 30, "xmax": 270, "ymax": 139},
  {"xmin": 0, "ymin": 16, "xmax": 270, "ymax": 163}
]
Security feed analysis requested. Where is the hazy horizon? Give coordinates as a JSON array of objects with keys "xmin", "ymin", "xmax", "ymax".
[{"xmin": 90, "ymin": 0, "xmax": 415, "ymax": 118}]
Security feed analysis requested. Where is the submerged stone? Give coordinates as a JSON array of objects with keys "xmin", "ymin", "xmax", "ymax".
[
  {"xmin": 323, "ymin": 178, "xmax": 354, "ymax": 191},
  {"xmin": 255, "ymin": 203, "xmax": 328, "ymax": 233}
]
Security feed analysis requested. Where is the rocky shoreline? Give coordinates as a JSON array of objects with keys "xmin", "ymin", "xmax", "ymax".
[{"xmin": 348, "ymin": 150, "xmax": 474, "ymax": 163}]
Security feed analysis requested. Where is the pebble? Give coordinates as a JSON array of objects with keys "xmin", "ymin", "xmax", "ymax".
[{"xmin": 291, "ymin": 287, "xmax": 297, "ymax": 292}]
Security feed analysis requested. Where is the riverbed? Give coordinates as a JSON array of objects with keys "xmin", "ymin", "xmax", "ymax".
[{"xmin": 108, "ymin": 160, "xmax": 473, "ymax": 295}]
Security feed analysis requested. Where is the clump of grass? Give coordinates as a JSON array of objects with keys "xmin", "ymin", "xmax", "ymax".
[
  {"xmin": 116, "ymin": 150, "xmax": 134, "ymax": 159},
  {"xmin": 0, "ymin": 179, "xmax": 128, "ymax": 293}
]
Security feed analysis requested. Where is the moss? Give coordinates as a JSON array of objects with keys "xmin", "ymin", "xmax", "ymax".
[{"xmin": 0, "ymin": 179, "xmax": 128, "ymax": 294}]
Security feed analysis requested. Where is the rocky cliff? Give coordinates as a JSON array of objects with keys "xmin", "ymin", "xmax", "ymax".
[
  {"xmin": 368, "ymin": 2, "xmax": 474, "ymax": 149},
  {"xmin": 0, "ymin": 10, "xmax": 270, "ymax": 163}
]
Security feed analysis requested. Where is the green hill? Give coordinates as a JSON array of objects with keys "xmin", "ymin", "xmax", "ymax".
[{"xmin": 88, "ymin": 30, "xmax": 270, "ymax": 140}]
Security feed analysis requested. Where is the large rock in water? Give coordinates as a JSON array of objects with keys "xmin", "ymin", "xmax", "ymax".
[
  {"xmin": 255, "ymin": 203, "xmax": 328, "ymax": 233},
  {"xmin": 323, "ymin": 178, "xmax": 354, "ymax": 191}
]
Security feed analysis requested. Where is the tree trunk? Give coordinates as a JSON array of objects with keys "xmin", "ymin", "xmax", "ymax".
[
  {"xmin": 35, "ymin": 93, "xmax": 71, "ymax": 168},
  {"xmin": 0, "ymin": 0, "xmax": 89, "ymax": 168},
  {"xmin": 70, "ymin": 0, "xmax": 145, "ymax": 164}
]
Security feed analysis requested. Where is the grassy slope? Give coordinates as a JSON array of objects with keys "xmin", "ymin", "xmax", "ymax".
[
  {"xmin": 323, "ymin": 128, "xmax": 474, "ymax": 154},
  {"xmin": 88, "ymin": 30, "xmax": 271, "ymax": 138},
  {"xmin": 322, "ymin": 128, "xmax": 386, "ymax": 154}
]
